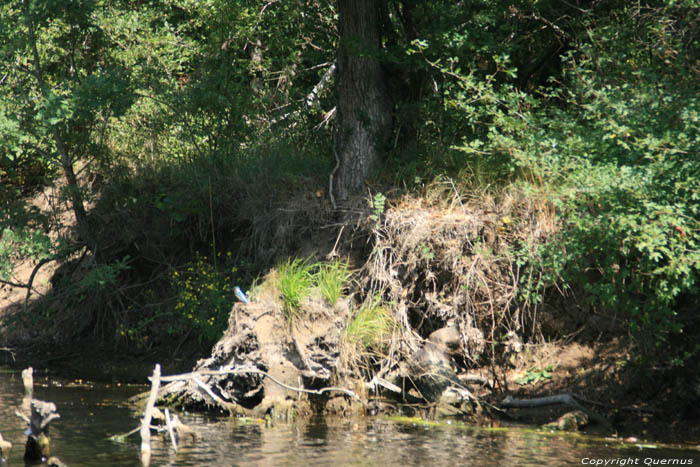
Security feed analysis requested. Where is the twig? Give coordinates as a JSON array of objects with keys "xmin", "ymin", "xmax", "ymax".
[
  {"xmin": 192, "ymin": 375, "xmax": 224, "ymax": 404},
  {"xmin": 140, "ymin": 364, "xmax": 161, "ymax": 466},
  {"xmin": 327, "ymin": 224, "xmax": 345, "ymax": 259},
  {"xmin": 164, "ymin": 409, "xmax": 177, "ymax": 451}
]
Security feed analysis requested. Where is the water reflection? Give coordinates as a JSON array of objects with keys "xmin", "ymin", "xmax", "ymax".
[{"xmin": 1, "ymin": 369, "xmax": 699, "ymax": 466}]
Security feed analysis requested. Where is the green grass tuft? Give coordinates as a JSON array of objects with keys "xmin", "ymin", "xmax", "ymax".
[
  {"xmin": 317, "ymin": 259, "xmax": 352, "ymax": 306},
  {"xmin": 277, "ymin": 257, "xmax": 315, "ymax": 323},
  {"xmin": 346, "ymin": 297, "xmax": 394, "ymax": 350}
]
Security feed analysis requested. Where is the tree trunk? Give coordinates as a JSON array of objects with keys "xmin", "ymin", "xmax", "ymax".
[{"xmin": 333, "ymin": 0, "xmax": 393, "ymax": 202}]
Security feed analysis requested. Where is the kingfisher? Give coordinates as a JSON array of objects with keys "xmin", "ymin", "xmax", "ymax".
[{"xmin": 234, "ymin": 286, "xmax": 249, "ymax": 304}]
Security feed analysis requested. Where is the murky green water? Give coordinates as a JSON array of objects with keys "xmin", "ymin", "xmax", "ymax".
[{"xmin": 1, "ymin": 368, "xmax": 699, "ymax": 466}]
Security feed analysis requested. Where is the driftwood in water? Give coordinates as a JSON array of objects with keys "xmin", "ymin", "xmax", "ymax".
[
  {"xmin": 22, "ymin": 367, "xmax": 33, "ymax": 397},
  {"xmin": 164, "ymin": 409, "xmax": 177, "ymax": 451},
  {"xmin": 112, "ymin": 365, "xmax": 193, "ymax": 455},
  {"xmin": 140, "ymin": 364, "xmax": 161, "ymax": 466},
  {"xmin": 15, "ymin": 399, "xmax": 60, "ymax": 462}
]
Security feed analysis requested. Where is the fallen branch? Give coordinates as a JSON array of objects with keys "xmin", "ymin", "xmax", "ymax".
[
  {"xmin": 501, "ymin": 393, "xmax": 612, "ymax": 429},
  {"xmin": 501, "ymin": 393, "xmax": 582, "ymax": 409},
  {"xmin": 457, "ymin": 374, "xmax": 493, "ymax": 389},
  {"xmin": 192, "ymin": 375, "xmax": 225, "ymax": 404},
  {"xmin": 164, "ymin": 409, "xmax": 177, "ymax": 451}
]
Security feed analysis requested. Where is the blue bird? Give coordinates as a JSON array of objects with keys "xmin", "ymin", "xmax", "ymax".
[{"xmin": 234, "ymin": 286, "xmax": 249, "ymax": 304}]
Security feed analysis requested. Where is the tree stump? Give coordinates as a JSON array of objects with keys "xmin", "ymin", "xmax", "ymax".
[{"xmin": 16, "ymin": 400, "xmax": 60, "ymax": 462}]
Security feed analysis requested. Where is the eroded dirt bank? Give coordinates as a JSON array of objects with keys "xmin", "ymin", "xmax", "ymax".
[
  {"xmin": 143, "ymin": 193, "xmax": 699, "ymax": 443},
  {"xmin": 3, "ymin": 187, "xmax": 700, "ymax": 443}
]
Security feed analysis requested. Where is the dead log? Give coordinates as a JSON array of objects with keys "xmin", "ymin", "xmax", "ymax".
[
  {"xmin": 501, "ymin": 393, "xmax": 612, "ymax": 430},
  {"xmin": 501, "ymin": 393, "xmax": 582, "ymax": 409}
]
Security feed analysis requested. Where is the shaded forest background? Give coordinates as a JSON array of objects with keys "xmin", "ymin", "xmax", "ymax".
[{"xmin": 1, "ymin": 0, "xmax": 699, "ymax": 376}]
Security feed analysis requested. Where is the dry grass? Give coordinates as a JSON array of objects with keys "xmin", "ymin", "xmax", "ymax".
[{"xmin": 359, "ymin": 179, "xmax": 559, "ymax": 366}]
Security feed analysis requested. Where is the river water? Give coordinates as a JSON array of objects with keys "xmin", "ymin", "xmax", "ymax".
[{"xmin": 1, "ymin": 368, "xmax": 699, "ymax": 466}]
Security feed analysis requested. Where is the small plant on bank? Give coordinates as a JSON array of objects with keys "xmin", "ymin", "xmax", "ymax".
[
  {"xmin": 369, "ymin": 192, "xmax": 386, "ymax": 228},
  {"xmin": 345, "ymin": 297, "xmax": 395, "ymax": 352},
  {"xmin": 516, "ymin": 365, "xmax": 554, "ymax": 385},
  {"xmin": 317, "ymin": 259, "xmax": 352, "ymax": 306},
  {"xmin": 277, "ymin": 257, "xmax": 315, "ymax": 324}
]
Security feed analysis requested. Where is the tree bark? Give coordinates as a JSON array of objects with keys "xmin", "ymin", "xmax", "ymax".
[{"xmin": 332, "ymin": 0, "xmax": 393, "ymax": 203}]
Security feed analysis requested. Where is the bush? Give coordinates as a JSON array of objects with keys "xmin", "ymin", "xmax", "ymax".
[
  {"xmin": 169, "ymin": 253, "xmax": 237, "ymax": 343},
  {"xmin": 429, "ymin": 3, "xmax": 700, "ymax": 360}
]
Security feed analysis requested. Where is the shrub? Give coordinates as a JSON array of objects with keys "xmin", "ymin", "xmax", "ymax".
[
  {"xmin": 169, "ymin": 253, "xmax": 236, "ymax": 343},
  {"xmin": 427, "ymin": 4, "xmax": 700, "ymax": 361}
]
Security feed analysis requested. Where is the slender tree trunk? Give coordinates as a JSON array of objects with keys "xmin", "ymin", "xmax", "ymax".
[
  {"xmin": 332, "ymin": 0, "xmax": 393, "ymax": 203},
  {"xmin": 22, "ymin": 0, "xmax": 96, "ymax": 252}
]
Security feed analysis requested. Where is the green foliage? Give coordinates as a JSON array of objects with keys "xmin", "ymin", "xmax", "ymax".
[
  {"xmin": 79, "ymin": 256, "xmax": 131, "ymax": 289},
  {"xmin": 276, "ymin": 257, "xmax": 353, "ymax": 322},
  {"xmin": 2, "ymin": 0, "xmax": 698, "ymax": 368},
  {"xmin": 369, "ymin": 192, "xmax": 386, "ymax": 227},
  {"xmin": 426, "ymin": 2, "xmax": 700, "ymax": 358},
  {"xmin": 317, "ymin": 259, "xmax": 352, "ymax": 306},
  {"xmin": 169, "ymin": 253, "xmax": 236, "ymax": 343},
  {"xmin": 517, "ymin": 366, "xmax": 554, "ymax": 385},
  {"xmin": 345, "ymin": 297, "xmax": 395, "ymax": 351},
  {"xmin": 277, "ymin": 257, "xmax": 315, "ymax": 324},
  {"xmin": 0, "ymin": 227, "xmax": 53, "ymax": 280}
]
